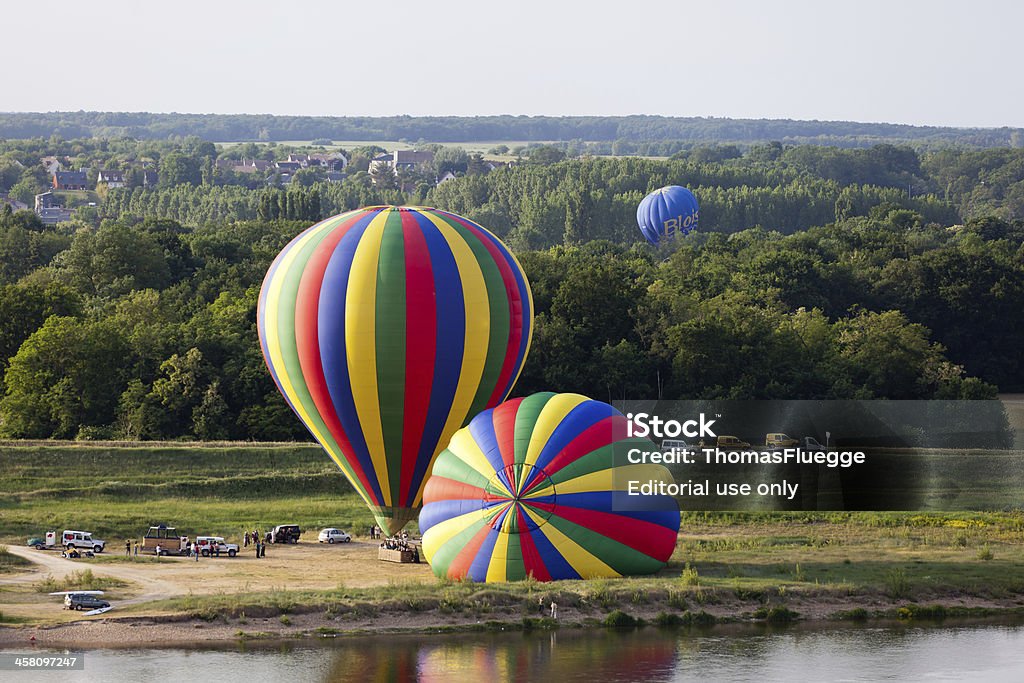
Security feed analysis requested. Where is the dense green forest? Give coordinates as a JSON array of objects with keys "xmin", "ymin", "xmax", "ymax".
[
  {"xmin": 1, "ymin": 136, "xmax": 1022, "ymax": 440},
  {"xmin": 2, "ymin": 112, "xmax": 1023, "ymax": 148}
]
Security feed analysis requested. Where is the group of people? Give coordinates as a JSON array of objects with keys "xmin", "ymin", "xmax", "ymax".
[
  {"xmin": 368, "ymin": 525, "xmax": 384, "ymax": 539},
  {"xmin": 124, "ymin": 540, "xmax": 140, "ymax": 557},
  {"xmin": 242, "ymin": 530, "xmax": 272, "ymax": 547},
  {"xmin": 379, "ymin": 534, "xmax": 420, "ymax": 563}
]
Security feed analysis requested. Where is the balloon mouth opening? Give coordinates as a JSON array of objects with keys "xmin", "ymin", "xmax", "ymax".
[{"xmin": 482, "ymin": 463, "xmax": 556, "ymax": 534}]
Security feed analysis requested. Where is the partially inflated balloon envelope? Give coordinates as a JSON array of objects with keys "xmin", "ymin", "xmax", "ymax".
[
  {"xmin": 420, "ymin": 392, "xmax": 680, "ymax": 581},
  {"xmin": 636, "ymin": 185, "xmax": 699, "ymax": 245},
  {"xmin": 258, "ymin": 206, "xmax": 533, "ymax": 536}
]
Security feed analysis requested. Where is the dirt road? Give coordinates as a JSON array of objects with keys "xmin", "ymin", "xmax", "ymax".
[{"xmin": 1, "ymin": 539, "xmax": 433, "ymax": 615}]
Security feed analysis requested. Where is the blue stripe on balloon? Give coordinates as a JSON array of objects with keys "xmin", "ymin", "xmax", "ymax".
[
  {"xmin": 529, "ymin": 525, "xmax": 580, "ymax": 580},
  {"xmin": 404, "ymin": 210, "xmax": 466, "ymax": 506},
  {"xmin": 553, "ymin": 491, "xmax": 682, "ymax": 528},
  {"xmin": 467, "ymin": 526, "xmax": 500, "ymax": 582},
  {"xmin": 439, "ymin": 210, "xmax": 532, "ymax": 403},
  {"xmin": 469, "ymin": 409, "xmax": 514, "ymax": 493},
  {"xmin": 525, "ymin": 400, "xmax": 615, "ymax": 490},
  {"xmin": 318, "ymin": 209, "xmax": 384, "ymax": 504},
  {"xmin": 418, "ymin": 499, "xmax": 484, "ymax": 533}
]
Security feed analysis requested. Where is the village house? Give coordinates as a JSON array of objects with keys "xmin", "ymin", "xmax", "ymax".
[
  {"xmin": 97, "ymin": 169, "xmax": 126, "ymax": 188},
  {"xmin": 52, "ymin": 170, "xmax": 88, "ymax": 191},
  {"xmin": 40, "ymin": 156, "xmax": 65, "ymax": 175}
]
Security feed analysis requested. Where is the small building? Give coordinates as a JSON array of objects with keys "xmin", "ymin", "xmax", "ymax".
[
  {"xmin": 37, "ymin": 207, "xmax": 74, "ymax": 225},
  {"xmin": 275, "ymin": 160, "xmax": 302, "ymax": 172},
  {"xmin": 53, "ymin": 170, "xmax": 87, "ymax": 191},
  {"xmin": 35, "ymin": 191, "xmax": 58, "ymax": 211},
  {"xmin": 143, "ymin": 170, "xmax": 159, "ymax": 187},
  {"xmin": 97, "ymin": 170, "xmax": 126, "ymax": 188},
  {"xmin": 40, "ymin": 156, "xmax": 65, "ymax": 175},
  {"xmin": 437, "ymin": 170, "xmax": 458, "ymax": 184},
  {"xmin": 232, "ymin": 159, "xmax": 271, "ymax": 174}
]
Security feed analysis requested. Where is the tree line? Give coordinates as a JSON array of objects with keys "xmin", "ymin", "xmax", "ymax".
[
  {"xmin": 1, "ymin": 112, "xmax": 1022, "ymax": 147},
  {"xmin": 0, "ymin": 204, "xmax": 1020, "ymax": 441}
]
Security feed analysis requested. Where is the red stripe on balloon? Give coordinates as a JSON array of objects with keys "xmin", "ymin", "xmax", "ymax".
[
  {"xmin": 516, "ymin": 507, "xmax": 552, "ymax": 581},
  {"xmin": 294, "ymin": 212, "xmax": 379, "ymax": 503},
  {"xmin": 524, "ymin": 415, "xmax": 627, "ymax": 489},
  {"xmin": 443, "ymin": 212, "xmax": 524, "ymax": 406},
  {"xmin": 421, "ymin": 475, "xmax": 487, "ymax": 502},
  {"xmin": 491, "ymin": 397, "xmax": 523, "ymax": 471},
  {"xmin": 446, "ymin": 523, "xmax": 494, "ymax": 579},
  {"xmin": 399, "ymin": 210, "xmax": 436, "ymax": 506},
  {"xmin": 529, "ymin": 501, "xmax": 677, "ymax": 561}
]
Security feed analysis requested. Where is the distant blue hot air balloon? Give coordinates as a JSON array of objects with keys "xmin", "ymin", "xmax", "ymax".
[{"xmin": 636, "ymin": 186, "xmax": 699, "ymax": 245}]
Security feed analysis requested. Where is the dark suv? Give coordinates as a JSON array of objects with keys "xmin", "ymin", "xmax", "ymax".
[
  {"xmin": 272, "ymin": 524, "xmax": 301, "ymax": 543},
  {"xmin": 64, "ymin": 593, "xmax": 110, "ymax": 611}
]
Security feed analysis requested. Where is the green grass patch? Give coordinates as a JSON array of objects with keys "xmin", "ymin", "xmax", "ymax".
[
  {"xmin": 0, "ymin": 545, "xmax": 33, "ymax": 573},
  {"xmin": 34, "ymin": 569, "xmax": 128, "ymax": 593}
]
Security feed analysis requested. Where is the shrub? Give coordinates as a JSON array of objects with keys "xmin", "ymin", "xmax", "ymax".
[
  {"xmin": 654, "ymin": 612, "xmax": 682, "ymax": 627},
  {"xmin": 752, "ymin": 606, "xmax": 799, "ymax": 623},
  {"xmin": 976, "ymin": 545, "xmax": 995, "ymax": 561},
  {"xmin": 603, "ymin": 610, "xmax": 640, "ymax": 628},
  {"xmin": 884, "ymin": 568, "xmax": 911, "ymax": 600},
  {"xmin": 680, "ymin": 563, "xmax": 700, "ymax": 586}
]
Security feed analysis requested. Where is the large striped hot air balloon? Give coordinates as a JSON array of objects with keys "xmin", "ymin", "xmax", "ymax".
[
  {"xmin": 420, "ymin": 392, "xmax": 680, "ymax": 582},
  {"xmin": 258, "ymin": 206, "xmax": 533, "ymax": 536}
]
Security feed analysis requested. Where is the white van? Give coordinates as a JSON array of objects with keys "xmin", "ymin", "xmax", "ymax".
[{"xmin": 54, "ymin": 530, "xmax": 106, "ymax": 553}]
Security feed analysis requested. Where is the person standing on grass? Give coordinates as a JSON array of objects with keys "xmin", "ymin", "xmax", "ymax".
[
  {"xmin": 125, "ymin": 540, "xmax": 131, "ymax": 556},
  {"xmin": 134, "ymin": 541, "xmax": 139, "ymax": 557},
  {"xmin": 260, "ymin": 540, "xmax": 267, "ymax": 558},
  {"xmin": 254, "ymin": 540, "xmax": 260, "ymax": 559},
  {"xmin": 195, "ymin": 542, "xmax": 200, "ymax": 562},
  {"xmin": 550, "ymin": 601, "xmax": 558, "ymax": 620},
  {"xmin": 155, "ymin": 543, "xmax": 161, "ymax": 560}
]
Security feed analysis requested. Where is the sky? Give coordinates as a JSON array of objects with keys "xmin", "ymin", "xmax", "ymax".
[{"xmin": 5, "ymin": 0, "xmax": 1023, "ymax": 128}]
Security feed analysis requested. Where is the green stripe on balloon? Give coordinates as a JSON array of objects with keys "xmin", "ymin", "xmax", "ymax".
[
  {"xmin": 429, "ymin": 516, "xmax": 489, "ymax": 572},
  {"xmin": 430, "ymin": 453, "xmax": 492, "ymax": 490},
  {"xmin": 543, "ymin": 443, "xmax": 617, "ymax": 487},
  {"xmin": 514, "ymin": 393, "xmax": 551, "ymax": 466},
  {"xmin": 542, "ymin": 513, "xmax": 666, "ymax": 575},
  {"xmin": 375, "ymin": 209, "xmax": 407, "ymax": 506},
  {"xmin": 505, "ymin": 533, "xmax": 525, "ymax": 581}
]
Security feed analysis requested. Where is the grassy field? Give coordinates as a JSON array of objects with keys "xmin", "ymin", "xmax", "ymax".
[
  {"xmin": 0, "ymin": 442, "xmax": 375, "ymax": 542},
  {"xmin": 1, "ymin": 442, "xmax": 1023, "ymax": 632}
]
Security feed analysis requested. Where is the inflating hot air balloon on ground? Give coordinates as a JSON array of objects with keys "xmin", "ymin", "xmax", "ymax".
[
  {"xmin": 636, "ymin": 185, "xmax": 699, "ymax": 245},
  {"xmin": 419, "ymin": 392, "xmax": 680, "ymax": 582},
  {"xmin": 258, "ymin": 206, "xmax": 533, "ymax": 536}
]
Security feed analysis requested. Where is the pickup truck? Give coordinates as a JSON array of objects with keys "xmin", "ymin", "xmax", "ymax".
[{"xmin": 195, "ymin": 536, "xmax": 239, "ymax": 557}]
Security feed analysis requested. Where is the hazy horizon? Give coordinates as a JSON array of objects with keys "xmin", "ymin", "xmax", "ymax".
[{"xmin": 7, "ymin": 0, "xmax": 1024, "ymax": 128}]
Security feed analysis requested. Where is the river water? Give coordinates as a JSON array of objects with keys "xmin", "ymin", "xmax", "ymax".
[{"xmin": 4, "ymin": 622, "xmax": 1024, "ymax": 682}]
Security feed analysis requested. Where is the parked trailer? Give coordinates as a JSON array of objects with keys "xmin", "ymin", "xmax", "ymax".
[{"xmin": 143, "ymin": 526, "xmax": 190, "ymax": 556}]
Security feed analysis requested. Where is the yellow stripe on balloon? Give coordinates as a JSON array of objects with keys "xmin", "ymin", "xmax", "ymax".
[
  {"xmin": 448, "ymin": 428, "xmax": 502, "ymax": 485},
  {"xmin": 523, "ymin": 507, "xmax": 620, "ymax": 578},
  {"xmin": 345, "ymin": 209, "xmax": 392, "ymax": 505},
  {"xmin": 420, "ymin": 506, "xmax": 491, "ymax": 563},
  {"xmin": 485, "ymin": 528, "xmax": 511, "ymax": 582},
  {"xmin": 522, "ymin": 393, "xmax": 589, "ymax": 482},
  {"xmin": 412, "ymin": 212, "xmax": 491, "ymax": 503},
  {"xmin": 525, "ymin": 464, "xmax": 671, "ymax": 498},
  {"xmin": 263, "ymin": 217, "xmax": 343, "ymax": 455}
]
